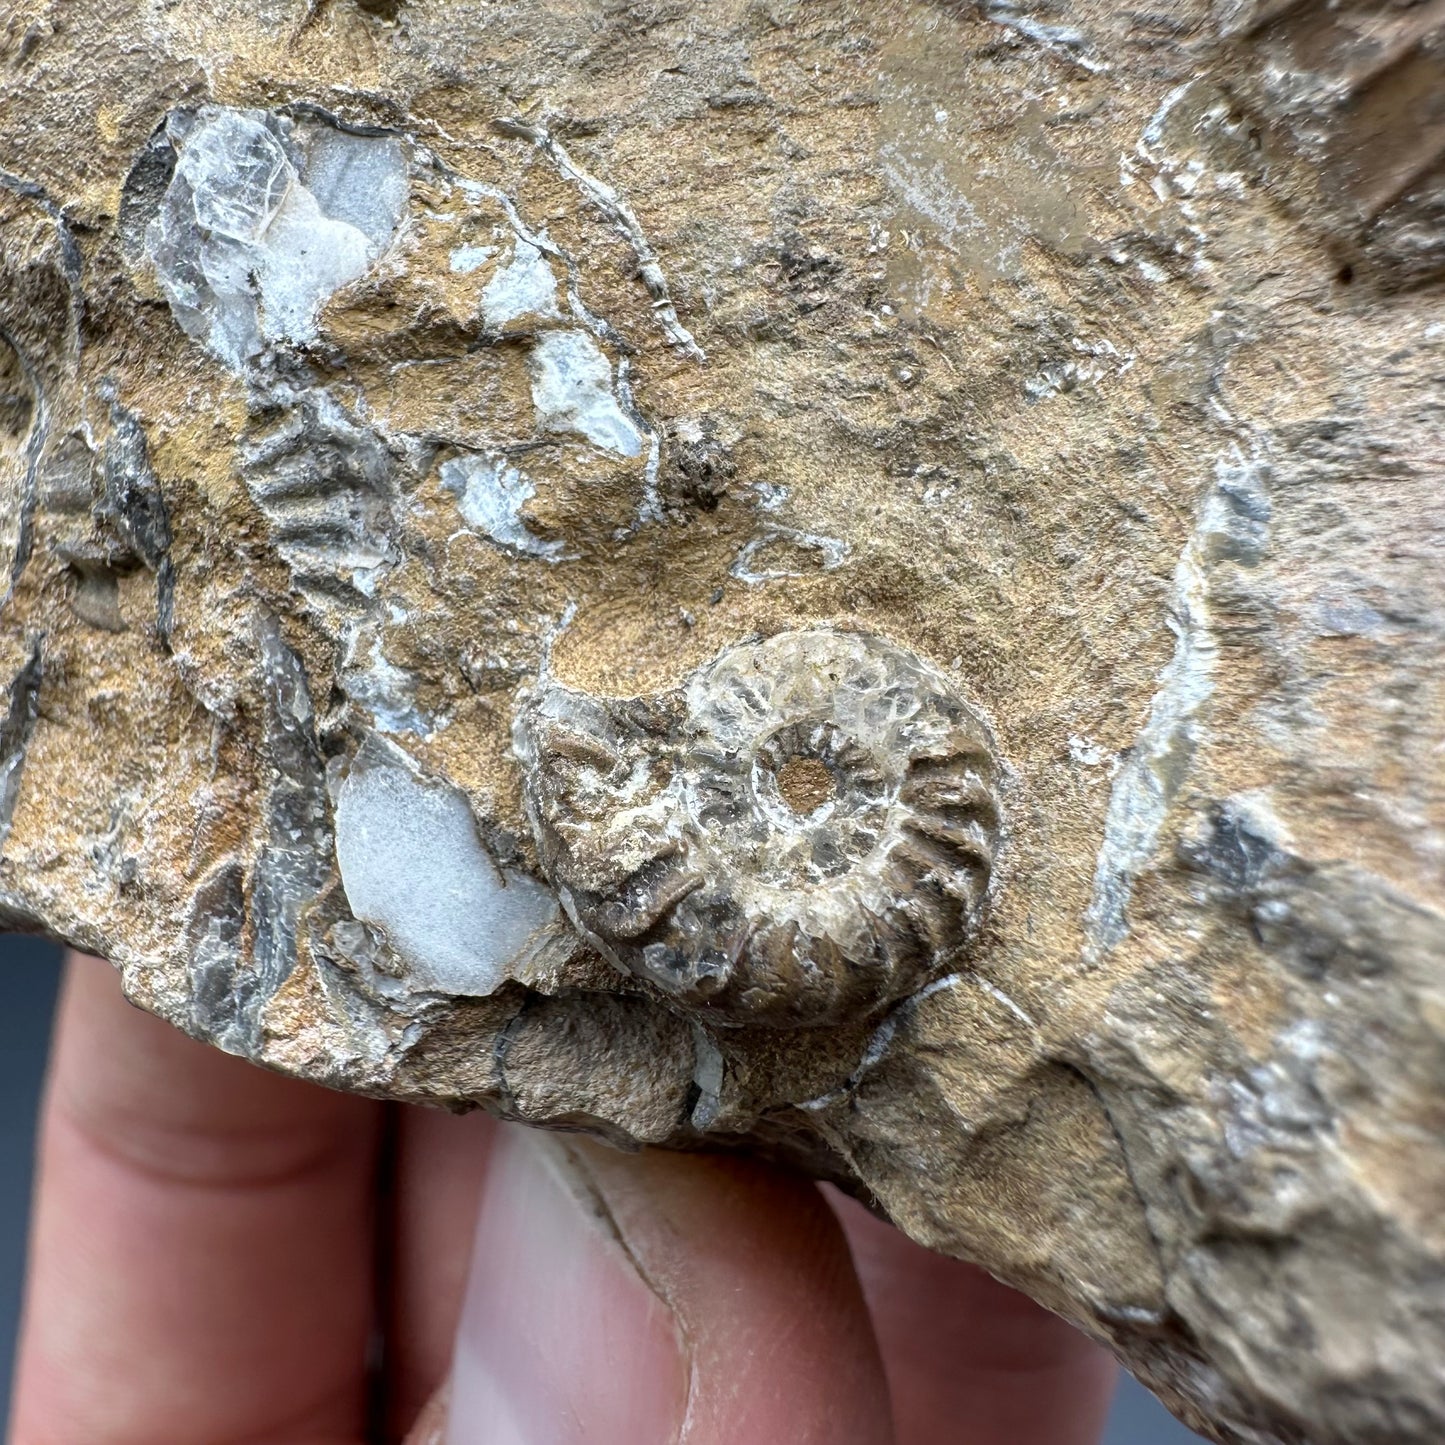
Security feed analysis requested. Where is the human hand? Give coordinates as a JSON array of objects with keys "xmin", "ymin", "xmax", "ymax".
[{"xmin": 10, "ymin": 953, "xmax": 1117, "ymax": 1444}]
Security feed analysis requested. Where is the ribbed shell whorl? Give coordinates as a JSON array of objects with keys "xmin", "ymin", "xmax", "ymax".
[{"xmin": 514, "ymin": 628, "xmax": 1003, "ymax": 1027}]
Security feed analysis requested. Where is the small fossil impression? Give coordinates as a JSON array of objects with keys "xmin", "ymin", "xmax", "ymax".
[{"xmin": 514, "ymin": 628, "xmax": 1003, "ymax": 1026}]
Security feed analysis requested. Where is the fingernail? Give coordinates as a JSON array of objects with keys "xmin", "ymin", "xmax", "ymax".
[{"xmin": 446, "ymin": 1127, "xmax": 689, "ymax": 1445}]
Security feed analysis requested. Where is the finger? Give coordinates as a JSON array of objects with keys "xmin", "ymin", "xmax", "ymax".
[
  {"xmin": 829, "ymin": 1189, "xmax": 1117, "ymax": 1445},
  {"xmin": 382, "ymin": 1104, "xmax": 496, "ymax": 1437},
  {"xmin": 10, "ymin": 953, "xmax": 381, "ymax": 1445},
  {"xmin": 400, "ymin": 1380, "xmax": 449, "ymax": 1445},
  {"xmin": 447, "ymin": 1126, "xmax": 896, "ymax": 1445}
]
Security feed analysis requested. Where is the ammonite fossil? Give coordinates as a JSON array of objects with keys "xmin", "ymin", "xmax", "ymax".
[{"xmin": 513, "ymin": 628, "xmax": 1004, "ymax": 1026}]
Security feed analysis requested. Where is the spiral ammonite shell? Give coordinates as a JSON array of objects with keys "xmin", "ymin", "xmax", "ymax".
[{"xmin": 513, "ymin": 628, "xmax": 1004, "ymax": 1026}]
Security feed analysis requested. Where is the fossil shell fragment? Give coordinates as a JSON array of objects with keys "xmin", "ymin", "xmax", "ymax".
[{"xmin": 514, "ymin": 628, "xmax": 1003, "ymax": 1026}]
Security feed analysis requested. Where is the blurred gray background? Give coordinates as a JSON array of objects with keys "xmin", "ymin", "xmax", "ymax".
[{"xmin": 1, "ymin": 936, "xmax": 1204, "ymax": 1440}]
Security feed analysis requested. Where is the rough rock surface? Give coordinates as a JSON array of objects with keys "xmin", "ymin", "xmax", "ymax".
[{"xmin": 1, "ymin": 2, "xmax": 1442, "ymax": 1439}]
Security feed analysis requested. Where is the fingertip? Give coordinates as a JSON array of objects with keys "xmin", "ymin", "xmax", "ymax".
[
  {"xmin": 448, "ymin": 1128, "xmax": 690, "ymax": 1445},
  {"xmin": 448, "ymin": 1129, "xmax": 894, "ymax": 1445},
  {"xmin": 582, "ymin": 1143, "xmax": 895, "ymax": 1445}
]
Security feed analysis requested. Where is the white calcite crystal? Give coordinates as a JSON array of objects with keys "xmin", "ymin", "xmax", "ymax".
[
  {"xmin": 527, "ymin": 330, "xmax": 645, "ymax": 458},
  {"xmin": 439, "ymin": 453, "xmax": 568, "ymax": 560},
  {"xmin": 335, "ymin": 737, "xmax": 564, "ymax": 996},
  {"xmin": 2, "ymin": 4, "xmax": 1443, "ymax": 1441},
  {"xmin": 146, "ymin": 106, "xmax": 407, "ymax": 370},
  {"xmin": 481, "ymin": 238, "xmax": 561, "ymax": 329}
]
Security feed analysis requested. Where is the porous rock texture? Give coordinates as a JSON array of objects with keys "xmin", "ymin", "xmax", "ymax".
[{"xmin": 1, "ymin": 2, "xmax": 1442, "ymax": 1439}]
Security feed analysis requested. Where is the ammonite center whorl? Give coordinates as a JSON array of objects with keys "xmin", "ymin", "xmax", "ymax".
[{"xmin": 513, "ymin": 628, "xmax": 1004, "ymax": 1026}]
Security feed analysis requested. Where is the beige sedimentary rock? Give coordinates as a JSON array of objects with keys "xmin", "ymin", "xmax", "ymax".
[{"xmin": 1, "ymin": 1, "xmax": 1442, "ymax": 1438}]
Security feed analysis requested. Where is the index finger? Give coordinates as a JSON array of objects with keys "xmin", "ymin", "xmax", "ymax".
[
  {"xmin": 9, "ymin": 953, "xmax": 381, "ymax": 1445},
  {"xmin": 830, "ymin": 1188, "xmax": 1118, "ymax": 1445}
]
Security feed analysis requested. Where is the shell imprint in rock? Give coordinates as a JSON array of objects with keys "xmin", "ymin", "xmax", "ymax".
[{"xmin": 514, "ymin": 628, "xmax": 1004, "ymax": 1026}]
